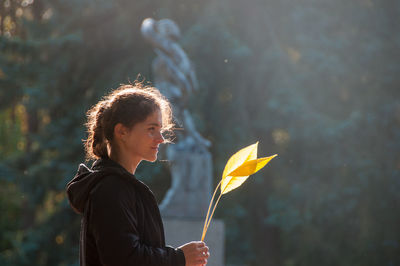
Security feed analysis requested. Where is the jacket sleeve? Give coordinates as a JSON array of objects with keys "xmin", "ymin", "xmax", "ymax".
[{"xmin": 88, "ymin": 177, "xmax": 186, "ymax": 266}]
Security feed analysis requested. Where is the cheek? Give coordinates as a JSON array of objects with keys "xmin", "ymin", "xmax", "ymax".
[
  {"xmin": 125, "ymin": 133, "xmax": 140, "ymax": 150},
  {"xmin": 146, "ymin": 130, "xmax": 158, "ymax": 140},
  {"xmin": 126, "ymin": 131, "xmax": 151, "ymax": 150}
]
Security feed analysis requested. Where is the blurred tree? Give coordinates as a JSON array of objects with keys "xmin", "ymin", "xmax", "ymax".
[
  {"xmin": 182, "ymin": 0, "xmax": 400, "ymax": 265},
  {"xmin": 1, "ymin": 0, "xmax": 400, "ymax": 265},
  {"xmin": 0, "ymin": 0, "xmax": 183, "ymax": 264}
]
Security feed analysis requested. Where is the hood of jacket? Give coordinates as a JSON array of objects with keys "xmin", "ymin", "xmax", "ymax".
[{"xmin": 66, "ymin": 157, "xmax": 136, "ymax": 214}]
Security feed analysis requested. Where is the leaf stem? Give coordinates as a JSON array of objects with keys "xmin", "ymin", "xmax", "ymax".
[
  {"xmin": 204, "ymin": 192, "xmax": 222, "ymax": 235},
  {"xmin": 201, "ymin": 179, "xmax": 222, "ymax": 241}
]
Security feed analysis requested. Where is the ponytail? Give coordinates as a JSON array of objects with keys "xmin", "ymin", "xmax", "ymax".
[
  {"xmin": 92, "ymin": 104, "xmax": 109, "ymax": 159},
  {"xmin": 84, "ymin": 101, "xmax": 110, "ymax": 162}
]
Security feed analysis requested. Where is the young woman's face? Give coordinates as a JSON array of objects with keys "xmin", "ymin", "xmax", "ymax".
[{"xmin": 124, "ymin": 109, "xmax": 165, "ymax": 162}]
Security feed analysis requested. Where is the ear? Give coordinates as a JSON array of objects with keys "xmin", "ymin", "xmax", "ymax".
[{"xmin": 114, "ymin": 123, "xmax": 129, "ymax": 143}]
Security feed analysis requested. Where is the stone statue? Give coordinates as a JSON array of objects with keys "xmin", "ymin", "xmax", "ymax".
[{"xmin": 141, "ymin": 18, "xmax": 212, "ymax": 218}]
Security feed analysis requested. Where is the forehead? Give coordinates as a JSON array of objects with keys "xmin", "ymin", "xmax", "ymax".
[{"xmin": 144, "ymin": 109, "xmax": 163, "ymax": 126}]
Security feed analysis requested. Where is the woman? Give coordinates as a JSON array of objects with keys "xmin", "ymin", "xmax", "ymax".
[{"xmin": 66, "ymin": 80, "xmax": 210, "ymax": 266}]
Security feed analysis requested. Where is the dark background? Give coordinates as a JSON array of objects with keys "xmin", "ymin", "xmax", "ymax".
[{"xmin": 1, "ymin": 0, "xmax": 399, "ymax": 265}]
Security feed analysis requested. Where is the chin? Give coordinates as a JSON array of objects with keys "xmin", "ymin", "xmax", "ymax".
[{"xmin": 145, "ymin": 154, "xmax": 157, "ymax": 162}]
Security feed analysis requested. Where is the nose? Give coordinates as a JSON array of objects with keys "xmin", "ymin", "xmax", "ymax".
[{"xmin": 156, "ymin": 131, "xmax": 164, "ymax": 144}]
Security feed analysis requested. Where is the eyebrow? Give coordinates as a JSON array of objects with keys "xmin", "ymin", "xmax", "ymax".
[{"xmin": 147, "ymin": 123, "xmax": 161, "ymax": 127}]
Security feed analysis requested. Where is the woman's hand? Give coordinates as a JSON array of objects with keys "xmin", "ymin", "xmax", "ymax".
[{"xmin": 178, "ymin": 241, "xmax": 210, "ymax": 266}]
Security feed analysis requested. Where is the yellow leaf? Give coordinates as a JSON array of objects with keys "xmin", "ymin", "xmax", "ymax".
[
  {"xmin": 221, "ymin": 141, "xmax": 259, "ymax": 180},
  {"xmin": 227, "ymin": 155, "xmax": 278, "ymax": 177},
  {"xmin": 220, "ymin": 142, "xmax": 277, "ymax": 195},
  {"xmin": 220, "ymin": 141, "xmax": 259, "ymax": 194},
  {"xmin": 221, "ymin": 155, "xmax": 277, "ymax": 195},
  {"xmin": 201, "ymin": 141, "xmax": 278, "ymax": 241}
]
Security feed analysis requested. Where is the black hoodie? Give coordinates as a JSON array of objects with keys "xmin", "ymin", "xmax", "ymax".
[{"xmin": 66, "ymin": 157, "xmax": 186, "ymax": 266}]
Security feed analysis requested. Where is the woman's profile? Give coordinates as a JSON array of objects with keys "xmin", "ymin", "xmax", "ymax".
[{"xmin": 66, "ymin": 79, "xmax": 210, "ymax": 266}]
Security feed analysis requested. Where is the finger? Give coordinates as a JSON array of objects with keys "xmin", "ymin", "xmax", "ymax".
[
  {"xmin": 196, "ymin": 258, "xmax": 207, "ymax": 264},
  {"xmin": 197, "ymin": 247, "xmax": 209, "ymax": 255},
  {"xmin": 199, "ymin": 246, "xmax": 209, "ymax": 252},
  {"xmin": 198, "ymin": 250, "xmax": 210, "ymax": 258}
]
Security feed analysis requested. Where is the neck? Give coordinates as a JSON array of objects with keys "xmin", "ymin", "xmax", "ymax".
[{"xmin": 108, "ymin": 145, "xmax": 141, "ymax": 175}]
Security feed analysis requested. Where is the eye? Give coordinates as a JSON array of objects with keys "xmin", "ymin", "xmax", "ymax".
[{"xmin": 148, "ymin": 127, "xmax": 155, "ymax": 130}]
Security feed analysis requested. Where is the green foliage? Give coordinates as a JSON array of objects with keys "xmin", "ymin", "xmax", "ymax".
[{"xmin": 1, "ymin": 0, "xmax": 399, "ymax": 265}]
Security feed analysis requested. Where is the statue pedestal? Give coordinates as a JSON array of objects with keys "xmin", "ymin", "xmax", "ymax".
[{"xmin": 162, "ymin": 217, "xmax": 225, "ymax": 266}]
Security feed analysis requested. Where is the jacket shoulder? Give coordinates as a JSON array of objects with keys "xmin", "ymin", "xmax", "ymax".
[{"xmin": 90, "ymin": 172, "xmax": 137, "ymax": 202}]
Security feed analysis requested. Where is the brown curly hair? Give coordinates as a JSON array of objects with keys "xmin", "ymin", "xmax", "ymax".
[{"xmin": 83, "ymin": 78, "xmax": 176, "ymax": 162}]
